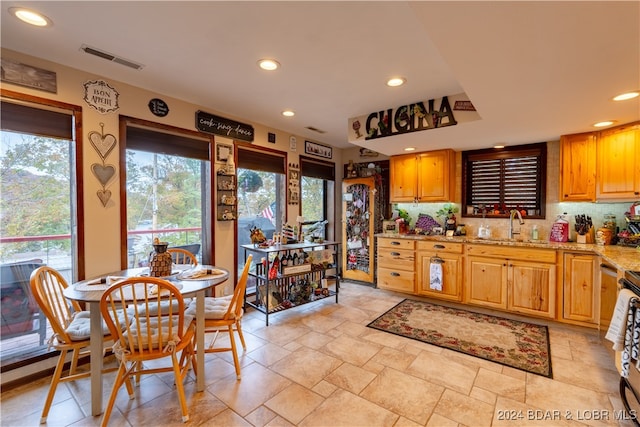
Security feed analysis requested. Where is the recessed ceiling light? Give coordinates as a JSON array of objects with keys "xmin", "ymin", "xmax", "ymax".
[
  {"xmin": 282, "ymin": 110, "xmax": 295, "ymax": 117},
  {"xmin": 9, "ymin": 7, "xmax": 51, "ymax": 27},
  {"xmin": 404, "ymin": 147, "xmax": 415, "ymax": 152},
  {"xmin": 258, "ymin": 59, "xmax": 280, "ymax": 71},
  {"xmin": 386, "ymin": 77, "xmax": 406, "ymax": 87},
  {"xmin": 593, "ymin": 120, "xmax": 616, "ymax": 128},
  {"xmin": 613, "ymin": 91, "xmax": 640, "ymax": 101},
  {"xmin": 494, "ymin": 145, "xmax": 505, "ymax": 149}
]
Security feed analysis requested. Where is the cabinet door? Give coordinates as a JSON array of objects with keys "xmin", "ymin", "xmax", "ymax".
[
  {"xmin": 417, "ymin": 149, "xmax": 455, "ymax": 202},
  {"xmin": 417, "ymin": 252, "xmax": 462, "ymax": 302},
  {"xmin": 563, "ymin": 253, "xmax": 598, "ymax": 323},
  {"xmin": 389, "ymin": 154, "xmax": 417, "ymax": 202},
  {"xmin": 597, "ymin": 122, "xmax": 640, "ymax": 200},
  {"xmin": 465, "ymin": 256, "xmax": 508, "ymax": 309},
  {"xmin": 559, "ymin": 133, "xmax": 596, "ymax": 201},
  {"xmin": 508, "ymin": 260, "xmax": 556, "ymax": 318}
]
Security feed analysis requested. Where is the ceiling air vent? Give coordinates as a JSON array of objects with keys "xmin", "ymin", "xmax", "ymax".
[
  {"xmin": 80, "ymin": 44, "xmax": 144, "ymax": 70},
  {"xmin": 305, "ymin": 126, "xmax": 326, "ymax": 134}
]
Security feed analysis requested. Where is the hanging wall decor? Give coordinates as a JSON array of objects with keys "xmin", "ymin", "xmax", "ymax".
[
  {"xmin": 304, "ymin": 140, "xmax": 332, "ymax": 159},
  {"xmin": 89, "ymin": 123, "xmax": 117, "ymax": 207},
  {"xmin": 288, "ymin": 163, "xmax": 300, "ymax": 205},
  {"xmin": 83, "ymin": 80, "xmax": 120, "ymax": 114}
]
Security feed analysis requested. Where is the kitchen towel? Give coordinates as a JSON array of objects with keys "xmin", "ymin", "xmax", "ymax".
[
  {"xmin": 605, "ymin": 288, "xmax": 638, "ymax": 351},
  {"xmin": 429, "ymin": 261, "xmax": 442, "ymax": 291}
]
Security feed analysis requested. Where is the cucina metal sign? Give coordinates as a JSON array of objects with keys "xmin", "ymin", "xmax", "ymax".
[{"xmin": 347, "ymin": 92, "xmax": 480, "ymax": 143}]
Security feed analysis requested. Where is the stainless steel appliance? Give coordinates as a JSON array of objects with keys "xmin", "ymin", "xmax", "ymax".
[{"xmin": 618, "ymin": 270, "xmax": 640, "ymax": 426}]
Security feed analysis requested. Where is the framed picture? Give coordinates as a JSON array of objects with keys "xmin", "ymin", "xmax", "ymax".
[
  {"xmin": 216, "ymin": 143, "xmax": 232, "ymax": 162},
  {"xmin": 1, "ymin": 58, "xmax": 57, "ymax": 94},
  {"xmin": 305, "ymin": 140, "xmax": 332, "ymax": 159}
]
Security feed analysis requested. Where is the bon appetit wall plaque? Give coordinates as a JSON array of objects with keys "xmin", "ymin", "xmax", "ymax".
[{"xmin": 196, "ymin": 110, "xmax": 254, "ymax": 142}]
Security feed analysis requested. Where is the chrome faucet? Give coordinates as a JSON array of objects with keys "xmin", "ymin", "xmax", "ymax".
[{"xmin": 509, "ymin": 209, "xmax": 524, "ymax": 239}]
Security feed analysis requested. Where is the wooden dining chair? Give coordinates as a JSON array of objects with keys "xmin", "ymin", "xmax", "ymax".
[
  {"xmin": 168, "ymin": 247, "xmax": 198, "ymax": 267},
  {"xmin": 29, "ymin": 266, "xmax": 116, "ymax": 424},
  {"xmin": 100, "ymin": 277, "xmax": 195, "ymax": 426},
  {"xmin": 186, "ymin": 255, "xmax": 252, "ymax": 380}
]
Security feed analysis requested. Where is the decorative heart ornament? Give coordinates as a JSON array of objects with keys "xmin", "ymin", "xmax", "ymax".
[
  {"xmin": 91, "ymin": 163, "xmax": 116, "ymax": 187},
  {"xmin": 97, "ymin": 189, "xmax": 112, "ymax": 207},
  {"xmin": 88, "ymin": 123, "xmax": 117, "ymax": 161}
]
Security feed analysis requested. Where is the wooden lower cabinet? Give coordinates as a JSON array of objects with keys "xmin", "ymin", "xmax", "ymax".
[
  {"xmin": 563, "ymin": 252, "xmax": 598, "ymax": 324},
  {"xmin": 377, "ymin": 237, "xmax": 415, "ymax": 294},
  {"xmin": 417, "ymin": 241, "xmax": 463, "ymax": 302},
  {"xmin": 465, "ymin": 245, "xmax": 556, "ymax": 318},
  {"xmin": 508, "ymin": 259, "xmax": 556, "ymax": 318}
]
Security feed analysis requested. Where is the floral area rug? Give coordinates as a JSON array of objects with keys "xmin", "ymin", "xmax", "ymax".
[{"xmin": 367, "ymin": 299, "xmax": 552, "ymax": 378}]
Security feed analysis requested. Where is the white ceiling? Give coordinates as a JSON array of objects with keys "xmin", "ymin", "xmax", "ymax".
[{"xmin": 1, "ymin": 1, "xmax": 638, "ymax": 156}]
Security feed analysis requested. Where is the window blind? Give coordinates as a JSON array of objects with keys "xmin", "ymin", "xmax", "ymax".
[
  {"xmin": 238, "ymin": 146, "xmax": 286, "ymax": 174},
  {"xmin": 1, "ymin": 101, "xmax": 72, "ymax": 139},
  {"xmin": 300, "ymin": 156, "xmax": 335, "ymax": 181},
  {"xmin": 463, "ymin": 143, "xmax": 546, "ymax": 216}
]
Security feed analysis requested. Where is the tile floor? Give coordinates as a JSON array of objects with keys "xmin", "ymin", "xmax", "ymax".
[{"xmin": 0, "ymin": 281, "xmax": 635, "ymax": 427}]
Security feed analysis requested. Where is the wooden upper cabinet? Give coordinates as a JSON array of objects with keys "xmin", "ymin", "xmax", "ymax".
[
  {"xmin": 390, "ymin": 149, "xmax": 455, "ymax": 203},
  {"xmin": 596, "ymin": 122, "xmax": 640, "ymax": 200},
  {"xmin": 559, "ymin": 132, "xmax": 596, "ymax": 201},
  {"xmin": 389, "ymin": 154, "xmax": 418, "ymax": 202}
]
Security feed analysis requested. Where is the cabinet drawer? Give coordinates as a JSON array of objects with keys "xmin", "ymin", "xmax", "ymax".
[
  {"xmin": 377, "ymin": 267, "xmax": 416, "ymax": 293},
  {"xmin": 378, "ymin": 248, "xmax": 415, "ymax": 271},
  {"xmin": 378, "ymin": 238, "xmax": 415, "ymax": 250},
  {"xmin": 465, "ymin": 245, "xmax": 556, "ymax": 263},
  {"xmin": 417, "ymin": 241, "xmax": 463, "ymax": 253}
]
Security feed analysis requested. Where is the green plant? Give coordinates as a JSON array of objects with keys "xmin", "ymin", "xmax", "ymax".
[{"xmin": 435, "ymin": 203, "xmax": 458, "ymax": 221}]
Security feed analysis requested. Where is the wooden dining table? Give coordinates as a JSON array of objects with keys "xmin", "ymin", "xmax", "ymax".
[{"xmin": 63, "ymin": 265, "xmax": 229, "ymax": 416}]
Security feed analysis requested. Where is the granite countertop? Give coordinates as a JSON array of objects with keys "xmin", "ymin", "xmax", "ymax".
[{"xmin": 375, "ymin": 233, "xmax": 640, "ymax": 272}]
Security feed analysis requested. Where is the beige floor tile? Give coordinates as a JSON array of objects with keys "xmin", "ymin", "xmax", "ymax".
[
  {"xmin": 264, "ymin": 383, "xmax": 324, "ymax": 424},
  {"xmin": 270, "ymin": 347, "xmax": 342, "ymax": 388},
  {"xmin": 324, "ymin": 362, "xmax": 376, "ymax": 394},
  {"xmin": 208, "ymin": 362, "xmax": 291, "ymax": 417},
  {"xmin": 407, "ymin": 350, "xmax": 478, "ymax": 394},
  {"xmin": 434, "ymin": 389, "xmax": 495, "ymax": 426},
  {"xmin": 360, "ymin": 367, "xmax": 444, "ymax": 425},
  {"xmin": 248, "ymin": 342, "xmax": 292, "ymax": 366},
  {"xmin": 199, "ymin": 407, "xmax": 253, "ymax": 426},
  {"xmin": 368, "ymin": 346, "xmax": 417, "ymax": 372},
  {"xmin": 311, "ymin": 380, "xmax": 338, "ymax": 397},
  {"xmin": 427, "ymin": 413, "xmax": 460, "ymax": 427},
  {"xmin": 299, "ymin": 389, "xmax": 398, "ymax": 427},
  {"xmin": 525, "ymin": 374, "xmax": 618, "ymax": 427},
  {"xmin": 294, "ymin": 330, "xmax": 334, "ymax": 350},
  {"xmin": 321, "ymin": 334, "xmax": 382, "ymax": 366},
  {"xmin": 245, "ymin": 405, "xmax": 278, "ymax": 427},
  {"xmin": 474, "ymin": 368, "xmax": 526, "ymax": 402}
]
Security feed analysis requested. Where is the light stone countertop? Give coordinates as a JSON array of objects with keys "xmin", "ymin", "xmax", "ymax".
[{"xmin": 375, "ymin": 233, "xmax": 640, "ymax": 272}]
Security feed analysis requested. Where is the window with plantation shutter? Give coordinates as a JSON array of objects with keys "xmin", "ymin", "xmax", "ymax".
[{"xmin": 462, "ymin": 143, "xmax": 546, "ymax": 219}]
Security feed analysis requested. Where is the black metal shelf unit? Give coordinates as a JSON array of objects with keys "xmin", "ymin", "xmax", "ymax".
[{"xmin": 241, "ymin": 241, "xmax": 341, "ymax": 325}]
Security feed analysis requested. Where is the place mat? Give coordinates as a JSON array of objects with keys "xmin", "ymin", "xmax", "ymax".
[
  {"xmin": 177, "ymin": 268, "xmax": 226, "ymax": 281},
  {"xmin": 75, "ymin": 276, "xmax": 128, "ymax": 291}
]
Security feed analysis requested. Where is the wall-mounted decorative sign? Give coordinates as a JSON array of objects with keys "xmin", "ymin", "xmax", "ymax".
[
  {"xmin": 288, "ymin": 163, "xmax": 300, "ymax": 205},
  {"xmin": 216, "ymin": 143, "xmax": 232, "ymax": 162},
  {"xmin": 148, "ymin": 98, "xmax": 169, "ymax": 117},
  {"xmin": 347, "ymin": 92, "xmax": 480, "ymax": 143},
  {"xmin": 305, "ymin": 140, "xmax": 332, "ymax": 159},
  {"xmin": 89, "ymin": 123, "xmax": 117, "ymax": 207},
  {"xmin": 195, "ymin": 110, "xmax": 254, "ymax": 142},
  {"xmin": 83, "ymin": 80, "xmax": 120, "ymax": 114},
  {"xmin": 1, "ymin": 58, "xmax": 57, "ymax": 93}
]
